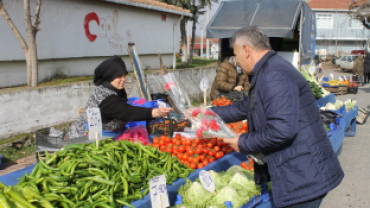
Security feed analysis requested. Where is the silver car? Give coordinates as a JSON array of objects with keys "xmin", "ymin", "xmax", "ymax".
[{"xmin": 337, "ymin": 55, "xmax": 358, "ymax": 72}]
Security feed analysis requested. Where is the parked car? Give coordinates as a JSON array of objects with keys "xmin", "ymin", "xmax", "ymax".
[
  {"xmin": 336, "ymin": 55, "xmax": 358, "ymax": 72},
  {"xmin": 331, "ymin": 55, "xmax": 339, "ymax": 65}
]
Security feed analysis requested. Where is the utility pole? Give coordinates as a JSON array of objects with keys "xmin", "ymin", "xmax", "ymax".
[
  {"xmin": 187, "ymin": 20, "xmax": 190, "ymax": 56},
  {"xmin": 206, "ymin": 5, "xmax": 210, "ymax": 59}
]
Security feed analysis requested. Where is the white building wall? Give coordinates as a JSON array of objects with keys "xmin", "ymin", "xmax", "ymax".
[{"xmin": 0, "ymin": 0, "xmax": 181, "ymax": 87}]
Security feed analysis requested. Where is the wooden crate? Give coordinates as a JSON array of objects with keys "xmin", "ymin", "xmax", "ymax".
[{"xmin": 323, "ymin": 86, "xmax": 347, "ymax": 95}]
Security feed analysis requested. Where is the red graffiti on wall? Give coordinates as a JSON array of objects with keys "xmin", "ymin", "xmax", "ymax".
[
  {"xmin": 83, "ymin": 12, "xmax": 100, "ymax": 42},
  {"xmin": 83, "ymin": 10, "xmax": 123, "ymax": 43}
]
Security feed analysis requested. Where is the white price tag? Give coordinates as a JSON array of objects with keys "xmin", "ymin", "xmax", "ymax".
[
  {"xmin": 199, "ymin": 170, "xmax": 216, "ymax": 193},
  {"xmin": 86, "ymin": 108, "xmax": 102, "ymax": 141},
  {"xmin": 309, "ymin": 66, "xmax": 315, "ymax": 75},
  {"xmin": 200, "ymin": 77, "xmax": 210, "ymax": 92},
  {"xmin": 149, "ymin": 174, "xmax": 169, "ymax": 208},
  {"xmin": 330, "ymin": 73, "xmax": 334, "ymax": 80},
  {"xmin": 338, "ymin": 77, "xmax": 344, "ymax": 82}
]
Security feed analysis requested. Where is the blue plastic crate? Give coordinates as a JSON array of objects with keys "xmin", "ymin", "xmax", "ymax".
[{"xmin": 343, "ymin": 106, "xmax": 358, "ymax": 137}]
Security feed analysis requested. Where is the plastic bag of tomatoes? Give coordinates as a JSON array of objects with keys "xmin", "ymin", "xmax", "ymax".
[{"xmin": 151, "ymin": 134, "xmax": 235, "ymax": 170}]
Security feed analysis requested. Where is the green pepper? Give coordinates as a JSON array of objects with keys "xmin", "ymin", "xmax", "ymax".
[
  {"xmin": 30, "ymin": 163, "xmax": 40, "ymax": 177},
  {"xmin": 38, "ymin": 153, "xmax": 59, "ymax": 171},
  {"xmin": 127, "ymin": 175, "xmax": 141, "ymax": 183},
  {"xmin": 5, "ymin": 186, "xmax": 37, "ymax": 208},
  {"xmin": 148, "ymin": 164, "xmax": 165, "ymax": 174},
  {"xmin": 0, "ymin": 192, "xmax": 11, "ymax": 208},
  {"xmin": 115, "ymin": 199, "xmax": 135, "ymax": 208},
  {"xmin": 91, "ymin": 189, "xmax": 106, "ymax": 200},
  {"xmin": 137, "ymin": 143, "xmax": 158, "ymax": 158},
  {"xmin": 49, "ymin": 175, "xmax": 71, "ymax": 183},
  {"xmin": 80, "ymin": 176, "xmax": 115, "ymax": 186},
  {"xmin": 46, "ymin": 152, "xmax": 58, "ymax": 165}
]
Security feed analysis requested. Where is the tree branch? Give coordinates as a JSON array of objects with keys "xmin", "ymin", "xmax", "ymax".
[
  {"xmin": 32, "ymin": 0, "xmax": 41, "ymax": 35},
  {"xmin": 0, "ymin": 0, "xmax": 28, "ymax": 53}
]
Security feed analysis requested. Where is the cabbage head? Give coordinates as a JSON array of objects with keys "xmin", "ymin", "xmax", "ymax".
[
  {"xmin": 208, "ymin": 170, "xmax": 230, "ymax": 190},
  {"xmin": 228, "ymin": 172, "xmax": 261, "ymax": 199},
  {"xmin": 224, "ymin": 165, "xmax": 254, "ymax": 181},
  {"xmin": 182, "ymin": 181, "xmax": 212, "ymax": 206},
  {"xmin": 208, "ymin": 186, "xmax": 247, "ymax": 208}
]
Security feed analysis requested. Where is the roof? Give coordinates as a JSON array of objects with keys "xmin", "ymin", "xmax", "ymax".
[
  {"xmin": 96, "ymin": 0, "xmax": 192, "ymax": 17},
  {"xmin": 306, "ymin": 0, "xmax": 353, "ymax": 10}
]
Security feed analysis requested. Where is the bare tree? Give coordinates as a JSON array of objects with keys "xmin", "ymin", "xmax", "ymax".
[
  {"xmin": 349, "ymin": 0, "xmax": 370, "ymax": 30},
  {"xmin": 0, "ymin": 0, "xmax": 42, "ymax": 87}
]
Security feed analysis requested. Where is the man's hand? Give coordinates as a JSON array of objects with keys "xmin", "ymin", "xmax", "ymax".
[
  {"xmin": 234, "ymin": 86, "xmax": 244, "ymax": 92},
  {"xmin": 223, "ymin": 133, "xmax": 242, "ymax": 152}
]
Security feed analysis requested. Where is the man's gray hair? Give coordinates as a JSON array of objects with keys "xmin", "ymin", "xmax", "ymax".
[{"xmin": 230, "ymin": 26, "xmax": 271, "ymax": 51}]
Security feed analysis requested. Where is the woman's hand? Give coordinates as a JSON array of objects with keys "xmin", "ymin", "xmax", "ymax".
[
  {"xmin": 234, "ymin": 86, "xmax": 244, "ymax": 92},
  {"xmin": 152, "ymin": 107, "xmax": 173, "ymax": 118}
]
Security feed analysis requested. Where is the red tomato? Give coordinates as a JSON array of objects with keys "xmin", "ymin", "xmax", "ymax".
[
  {"xmin": 177, "ymin": 153, "xmax": 183, "ymax": 159},
  {"xmin": 185, "ymin": 139, "xmax": 192, "ymax": 146},
  {"xmin": 166, "ymin": 147, "xmax": 173, "ymax": 153},
  {"xmin": 175, "ymin": 133, "xmax": 181, "ymax": 139},
  {"xmin": 214, "ymin": 146, "xmax": 220, "ymax": 152},
  {"xmin": 217, "ymin": 141, "xmax": 224, "ymax": 147},
  {"xmin": 241, "ymin": 162, "xmax": 248, "ymax": 169},
  {"xmin": 152, "ymin": 144, "xmax": 159, "ymax": 149},
  {"xmin": 182, "ymin": 154, "xmax": 188, "ymax": 160},
  {"xmin": 198, "ymin": 154, "xmax": 205, "ymax": 162},
  {"xmin": 160, "ymin": 135, "xmax": 166, "ymax": 140},
  {"xmin": 187, "ymin": 149, "xmax": 194, "ymax": 156},
  {"xmin": 160, "ymin": 146, "xmax": 166, "ymax": 152},
  {"xmin": 187, "ymin": 157, "xmax": 193, "ymax": 162},
  {"xmin": 211, "ymin": 138, "xmax": 217, "ymax": 146},
  {"xmin": 250, "ymin": 167, "xmax": 254, "ymax": 171},
  {"xmin": 194, "ymin": 139, "xmax": 200, "ymax": 144},
  {"xmin": 197, "ymin": 163, "xmax": 204, "ymax": 169},
  {"xmin": 208, "ymin": 157, "xmax": 216, "ymax": 163},
  {"xmin": 165, "ymin": 137, "xmax": 172, "ymax": 144},
  {"xmin": 189, "ymin": 163, "xmax": 197, "ymax": 170},
  {"xmin": 191, "ymin": 143, "xmax": 197, "ymax": 148},
  {"xmin": 172, "ymin": 138, "xmax": 178, "ymax": 144},
  {"xmin": 198, "ymin": 144, "xmax": 204, "ymax": 149},
  {"xmin": 172, "ymin": 153, "xmax": 176, "ymax": 157},
  {"xmin": 176, "ymin": 140, "xmax": 181, "ymax": 146},
  {"xmin": 195, "ymin": 148, "xmax": 202, "ymax": 154},
  {"xmin": 192, "ymin": 157, "xmax": 198, "ymax": 163},
  {"xmin": 203, "ymin": 148, "xmax": 209, "ymax": 155},
  {"xmin": 153, "ymin": 137, "xmax": 159, "ymax": 144},
  {"xmin": 179, "ymin": 146, "xmax": 186, "ymax": 153},
  {"xmin": 215, "ymin": 151, "xmax": 224, "ymax": 159},
  {"xmin": 185, "ymin": 161, "xmax": 190, "ymax": 167},
  {"xmin": 208, "ymin": 150, "xmax": 215, "ymax": 157},
  {"xmin": 207, "ymin": 142, "xmax": 213, "ymax": 148},
  {"xmin": 159, "ymin": 140, "xmax": 165, "ymax": 146},
  {"xmin": 181, "ymin": 138, "xmax": 186, "ymax": 145},
  {"xmin": 242, "ymin": 123, "xmax": 248, "ymax": 130},
  {"xmin": 203, "ymin": 160, "xmax": 209, "ymax": 166}
]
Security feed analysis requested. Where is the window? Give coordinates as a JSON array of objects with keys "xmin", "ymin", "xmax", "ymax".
[
  {"xmin": 349, "ymin": 18, "xmax": 363, "ymax": 29},
  {"xmin": 342, "ymin": 56, "xmax": 347, "ymax": 61},
  {"xmin": 346, "ymin": 56, "xmax": 352, "ymax": 62},
  {"xmin": 317, "ymin": 14, "xmax": 333, "ymax": 29}
]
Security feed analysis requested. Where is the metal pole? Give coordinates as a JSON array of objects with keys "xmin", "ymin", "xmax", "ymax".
[
  {"xmin": 201, "ymin": 14, "xmax": 204, "ymax": 58},
  {"xmin": 206, "ymin": 5, "xmax": 210, "ymax": 59}
]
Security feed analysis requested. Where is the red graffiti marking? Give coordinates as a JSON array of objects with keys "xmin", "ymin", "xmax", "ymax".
[{"xmin": 84, "ymin": 12, "xmax": 100, "ymax": 42}]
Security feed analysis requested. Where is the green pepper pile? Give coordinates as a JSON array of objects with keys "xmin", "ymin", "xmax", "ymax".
[{"xmin": 0, "ymin": 139, "xmax": 193, "ymax": 208}]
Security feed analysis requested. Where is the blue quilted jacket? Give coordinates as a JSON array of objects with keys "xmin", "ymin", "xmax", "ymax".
[{"xmin": 212, "ymin": 51, "xmax": 344, "ymax": 207}]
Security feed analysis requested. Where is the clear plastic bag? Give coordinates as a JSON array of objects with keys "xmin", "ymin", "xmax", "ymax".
[
  {"xmin": 187, "ymin": 106, "xmax": 236, "ymax": 138},
  {"xmin": 161, "ymin": 73, "xmax": 192, "ymax": 112}
]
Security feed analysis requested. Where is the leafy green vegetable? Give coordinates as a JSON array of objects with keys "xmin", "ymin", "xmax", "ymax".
[
  {"xmin": 180, "ymin": 180, "xmax": 213, "ymax": 206},
  {"xmin": 208, "ymin": 186, "xmax": 247, "ymax": 208},
  {"xmin": 228, "ymin": 173, "xmax": 261, "ymax": 199}
]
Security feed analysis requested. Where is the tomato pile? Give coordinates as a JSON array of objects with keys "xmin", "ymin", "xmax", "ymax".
[
  {"xmin": 152, "ymin": 134, "xmax": 234, "ymax": 170},
  {"xmin": 240, "ymin": 158, "xmax": 255, "ymax": 171},
  {"xmin": 212, "ymin": 96, "xmax": 232, "ymax": 106}
]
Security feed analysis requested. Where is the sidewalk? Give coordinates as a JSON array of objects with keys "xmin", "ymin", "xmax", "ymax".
[{"xmin": 321, "ymin": 66, "xmax": 370, "ymax": 208}]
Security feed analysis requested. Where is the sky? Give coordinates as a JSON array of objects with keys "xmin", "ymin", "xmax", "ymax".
[{"xmin": 193, "ymin": 2, "xmax": 220, "ymax": 37}]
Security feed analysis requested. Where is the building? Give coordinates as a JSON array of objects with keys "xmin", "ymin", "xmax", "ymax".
[
  {"xmin": 0, "ymin": 0, "xmax": 191, "ymax": 88},
  {"xmin": 182, "ymin": 37, "xmax": 219, "ymax": 58},
  {"xmin": 307, "ymin": 0, "xmax": 370, "ymax": 56}
]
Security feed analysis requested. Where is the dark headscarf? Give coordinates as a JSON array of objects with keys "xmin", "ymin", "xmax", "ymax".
[{"xmin": 93, "ymin": 56, "xmax": 128, "ymax": 86}]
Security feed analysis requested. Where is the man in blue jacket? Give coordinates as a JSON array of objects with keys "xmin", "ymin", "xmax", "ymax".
[{"xmin": 212, "ymin": 26, "xmax": 344, "ymax": 208}]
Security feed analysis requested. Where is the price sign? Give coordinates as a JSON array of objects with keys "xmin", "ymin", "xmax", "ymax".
[
  {"xmin": 149, "ymin": 174, "xmax": 169, "ymax": 208},
  {"xmin": 86, "ymin": 108, "xmax": 102, "ymax": 141},
  {"xmin": 330, "ymin": 73, "xmax": 334, "ymax": 80},
  {"xmin": 200, "ymin": 77, "xmax": 210, "ymax": 92},
  {"xmin": 309, "ymin": 66, "xmax": 315, "ymax": 75},
  {"xmin": 199, "ymin": 170, "xmax": 216, "ymax": 193}
]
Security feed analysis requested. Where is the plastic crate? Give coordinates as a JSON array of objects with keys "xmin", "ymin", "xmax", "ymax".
[
  {"xmin": 35, "ymin": 128, "xmax": 65, "ymax": 154},
  {"xmin": 215, "ymin": 92, "xmax": 244, "ymax": 102},
  {"xmin": 147, "ymin": 113, "xmax": 190, "ymax": 138},
  {"xmin": 0, "ymin": 154, "xmax": 4, "ymax": 170},
  {"xmin": 347, "ymin": 87, "xmax": 358, "ymax": 94}
]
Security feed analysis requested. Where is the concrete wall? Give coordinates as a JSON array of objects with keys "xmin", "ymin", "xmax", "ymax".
[
  {"xmin": 0, "ymin": 0, "xmax": 181, "ymax": 87},
  {"xmin": 0, "ymin": 66, "xmax": 217, "ymax": 140},
  {"xmin": 0, "ymin": 55, "xmax": 173, "ymax": 88}
]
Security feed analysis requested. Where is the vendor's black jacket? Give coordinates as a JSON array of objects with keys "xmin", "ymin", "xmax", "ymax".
[
  {"xmin": 99, "ymin": 89, "xmax": 153, "ymax": 123},
  {"xmin": 212, "ymin": 51, "xmax": 344, "ymax": 207}
]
